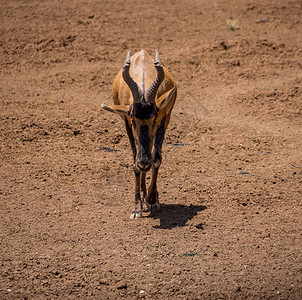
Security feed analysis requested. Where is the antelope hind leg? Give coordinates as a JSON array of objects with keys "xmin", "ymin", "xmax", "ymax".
[{"xmin": 145, "ymin": 167, "xmax": 161, "ymax": 215}]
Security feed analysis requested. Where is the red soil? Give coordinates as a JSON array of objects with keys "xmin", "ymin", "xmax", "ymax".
[{"xmin": 1, "ymin": 0, "xmax": 302, "ymax": 298}]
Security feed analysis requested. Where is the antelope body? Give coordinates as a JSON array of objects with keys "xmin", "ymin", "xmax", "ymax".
[{"xmin": 101, "ymin": 50, "xmax": 177, "ymax": 219}]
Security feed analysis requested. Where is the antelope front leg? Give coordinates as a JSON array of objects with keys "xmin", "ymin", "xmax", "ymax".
[
  {"xmin": 140, "ymin": 171, "xmax": 147, "ymax": 207},
  {"xmin": 130, "ymin": 169, "xmax": 143, "ymax": 219}
]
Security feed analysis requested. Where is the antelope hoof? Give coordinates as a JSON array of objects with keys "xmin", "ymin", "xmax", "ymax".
[
  {"xmin": 130, "ymin": 211, "xmax": 142, "ymax": 219},
  {"xmin": 148, "ymin": 201, "xmax": 161, "ymax": 216},
  {"xmin": 152, "ymin": 201, "xmax": 161, "ymax": 212},
  {"xmin": 144, "ymin": 199, "xmax": 161, "ymax": 212}
]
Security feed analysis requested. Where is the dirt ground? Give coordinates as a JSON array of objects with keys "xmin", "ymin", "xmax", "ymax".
[{"xmin": 1, "ymin": 0, "xmax": 302, "ymax": 298}]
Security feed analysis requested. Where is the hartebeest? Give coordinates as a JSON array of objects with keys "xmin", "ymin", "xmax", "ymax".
[{"xmin": 101, "ymin": 49, "xmax": 177, "ymax": 219}]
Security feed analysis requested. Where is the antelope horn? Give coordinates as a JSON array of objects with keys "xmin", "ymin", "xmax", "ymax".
[
  {"xmin": 122, "ymin": 51, "xmax": 143, "ymax": 103},
  {"xmin": 145, "ymin": 49, "xmax": 165, "ymax": 103}
]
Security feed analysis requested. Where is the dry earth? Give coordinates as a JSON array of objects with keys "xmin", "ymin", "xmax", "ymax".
[{"xmin": 1, "ymin": 0, "xmax": 302, "ymax": 299}]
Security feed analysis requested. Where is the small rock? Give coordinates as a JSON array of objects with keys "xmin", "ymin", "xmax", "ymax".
[
  {"xmin": 117, "ymin": 283, "xmax": 127, "ymax": 290},
  {"xmin": 99, "ymin": 280, "xmax": 109, "ymax": 286},
  {"xmin": 236, "ymin": 286, "xmax": 241, "ymax": 292},
  {"xmin": 256, "ymin": 18, "xmax": 268, "ymax": 23}
]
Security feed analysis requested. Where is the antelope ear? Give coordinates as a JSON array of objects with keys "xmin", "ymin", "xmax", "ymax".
[
  {"xmin": 101, "ymin": 103, "xmax": 130, "ymax": 116},
  {"xmin": 156, "ymin": 87, "xmax": 177, "ymax": 111}
]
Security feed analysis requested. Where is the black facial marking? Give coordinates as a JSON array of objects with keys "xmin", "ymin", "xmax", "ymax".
[
  {"xmin": 139, "ymin": 125, "xmax": 150, "ymax": 150},
  {"xmin": 133, "ymin": 102, "xmax": 154, "ymax": 120}
]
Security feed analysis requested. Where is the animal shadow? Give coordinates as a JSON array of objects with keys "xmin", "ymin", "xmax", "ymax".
[{"xmin": 152, "ymin": 203, "xmax": 207, "ymax": 229}]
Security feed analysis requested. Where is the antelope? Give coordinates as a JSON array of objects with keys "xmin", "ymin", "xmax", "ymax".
[{"xmin": 101, "ymin": 49, "xmax": 177, "ymax": 219}]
